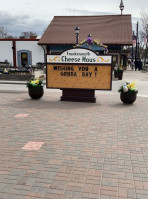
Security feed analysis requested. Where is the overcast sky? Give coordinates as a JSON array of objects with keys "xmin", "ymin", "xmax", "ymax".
[{"xmin": 0, "ymin": 0, "xmax": 147, "ymax": 37}]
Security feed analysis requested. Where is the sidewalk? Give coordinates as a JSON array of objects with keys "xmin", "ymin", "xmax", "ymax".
[
  {"xmin": 0, "ymin": 69, "xmax": 148, "ymax": 96},
  {"xmin": 0, "ymin": 69, "xmax": 148, "ymax": 199}
]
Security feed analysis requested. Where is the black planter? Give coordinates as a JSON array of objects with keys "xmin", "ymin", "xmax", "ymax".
[
  {"xmin": 114, "ymin": 70, "xmax": 118, "ymax": 78},
  {"xmin": 28, "ymin": 87, "xmax": 44, "ymax": 99},
  {"xmin": 118, "ymin": 70, "xmax": 123, "ymax": 80},
  {"xmin": 120, "ymin": 91, "xmax": 137, "ymax": 104}
]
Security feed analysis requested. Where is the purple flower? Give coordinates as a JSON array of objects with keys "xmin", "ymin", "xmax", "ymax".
[{"xmin": 87, "ymin": 37, "xmax": 93, "ymax": 45}]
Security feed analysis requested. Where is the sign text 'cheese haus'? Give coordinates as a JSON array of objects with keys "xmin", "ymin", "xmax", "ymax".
[{"xmin": 47, "ymin": 48, "xmax": 111, "ymax": 64}]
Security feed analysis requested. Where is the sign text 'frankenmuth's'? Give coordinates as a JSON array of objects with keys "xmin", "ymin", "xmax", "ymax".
[{"xmin": 47, "ymin": 48, "xmax": 111, "ymax": 64}]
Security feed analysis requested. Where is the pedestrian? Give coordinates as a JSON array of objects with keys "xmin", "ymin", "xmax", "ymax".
[
  {"xmin": 128, "ymin": 60, "xmax": 131, "ymax": 68},
  {"xmin": 134, "ymin": 60, "xmax": 138, "ymax": 71},
  {"xmin": 138, "ymin": 59, "xmax": 142, "ymax": 71},
  {"xmin": 131, "ymin": 60, "xmax": 134, "ymax": 70}
]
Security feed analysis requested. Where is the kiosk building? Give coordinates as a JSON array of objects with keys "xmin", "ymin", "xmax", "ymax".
[{"xmin": 39, "ymin": 15, "xmax": 133, "ymax": 69}]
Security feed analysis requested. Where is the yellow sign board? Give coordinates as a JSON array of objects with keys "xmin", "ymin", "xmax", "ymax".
[{"xmin": 47, "ymin": 64, "xmax": 112, "ymax": 90}]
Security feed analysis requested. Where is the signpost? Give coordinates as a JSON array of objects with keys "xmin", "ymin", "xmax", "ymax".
[{"xmin": 46, "ymin": 48, "xmax": 112, "ymax": 103}]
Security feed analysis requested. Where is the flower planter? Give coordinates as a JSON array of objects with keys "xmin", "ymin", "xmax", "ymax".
[
  {"xmin": 28, "ymin": 87, "xmax": 44, "ymax": 99},
  {"xmin": 120, "ymin": 91, "xmax": 137, "ymax": 104},
  {"xmin": 114, "ymin": 70, "xmax": 118, "ymax": 78},
  {"xmin": 118, "ymin": 70, "xmax": 123, "ymax": 80}
]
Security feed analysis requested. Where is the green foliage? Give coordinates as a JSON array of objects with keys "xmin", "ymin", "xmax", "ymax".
[
  {"xmin": 114, "ymin": 64, "xmax": 123, "ymax": 72},
  {"xmin": 27, "ymin": 77, "xmax": 43, "ymax": 88},
  {"xmin": 118, "ymin": 82, "xmax": 138, "ymax": 93}
]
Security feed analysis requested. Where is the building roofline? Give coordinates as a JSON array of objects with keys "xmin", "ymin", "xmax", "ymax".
[
  {"xmin": 38, "ymin": 43, "xmax": 132, "ymax": 46},
  {"xmin": 53, "ymin": 14, "xmax": 131, "ymax": 17},
  {"xmin": 38, "ymin": 14, "xmax": 132, "ymax": 46}
]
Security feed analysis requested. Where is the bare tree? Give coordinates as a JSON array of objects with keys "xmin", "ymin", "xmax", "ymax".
[
  {"xmin": 0, "ymin": 26, "xmax": 7, "ymax": 38},
  {"xmin": 20, "ymin": 31, "xmax": 37, "ymax": 39}
]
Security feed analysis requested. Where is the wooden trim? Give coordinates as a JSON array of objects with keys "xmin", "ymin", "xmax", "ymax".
[
  {"xmin": 12, "ymin": 40, "xmax": 16, "ymax": 67},
  {"xmin": 0, "ymin": 39, "xmax": 39, "ymax": 41},
  {"xmin": 38, "ymin": 43, "xmax": 132, "ymax": 46},
  {"xmin": 46, "ymin": 61, "xmax": 111, "ymax": 66}
]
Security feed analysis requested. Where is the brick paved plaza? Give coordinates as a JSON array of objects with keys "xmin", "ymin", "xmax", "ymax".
[{"xmin": 0, "ymin": 70, "xmax": 148, "ymax": 199}]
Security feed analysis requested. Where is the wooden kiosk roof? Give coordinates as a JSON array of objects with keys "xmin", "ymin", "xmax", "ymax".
[{"xmin": 38, "ymin": 15, "xmax": 133, "ymax": 46}]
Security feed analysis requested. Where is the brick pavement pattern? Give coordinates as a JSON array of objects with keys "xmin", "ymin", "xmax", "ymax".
[{"xmin": 0, "ymin": 72, "xmax": 148, "ymax": 198}]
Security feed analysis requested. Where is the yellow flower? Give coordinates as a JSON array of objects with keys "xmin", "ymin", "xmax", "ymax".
[
  {"xmin": 31, "ymin": 80, "xmax": 36, "ymax": 84},
  {"xmin": 126, "ymin": 84, "xmax": 130, "ymax": 88},
  {"xmin": 35, "ymin": 80, "xmax": 39, "ymax": 84},
  {"xmin": 130, "ymin": 82, "xmax": 136, "ymax": 89},
  {"xmin": 127, "ymin": 82, "xmax": 136, "ymax": 90}
]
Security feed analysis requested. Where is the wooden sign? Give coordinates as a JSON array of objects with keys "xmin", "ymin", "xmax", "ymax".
[
  {"xmin": 47, "ymin": 63, "xmax": 111, "ymax": 90},
  {"xmin": 46, "ymin": 48, "xmax": 112, "ymax": 90}
]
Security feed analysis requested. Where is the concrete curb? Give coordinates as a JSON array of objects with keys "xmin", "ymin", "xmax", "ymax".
[{"xmin": 0, "ymin": 81, "xmax": 46, "ymax": 85}]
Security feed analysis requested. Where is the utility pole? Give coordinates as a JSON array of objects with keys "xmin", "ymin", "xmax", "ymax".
[
  {"xmin": 132, "ymin": 31, "xmax": 134, "ymax": 62},
  {"xmin": 135, "ymin": 22, "xmax": 139, "ymax": 61}
]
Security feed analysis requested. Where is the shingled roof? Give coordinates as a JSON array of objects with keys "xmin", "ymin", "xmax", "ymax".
[{"xmin": 38, "ymin": 15, "xmax": 133, "ymax": 45}]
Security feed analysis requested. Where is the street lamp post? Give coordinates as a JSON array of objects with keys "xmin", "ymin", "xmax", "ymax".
[
  {"xmin": 75, "ymin": 26, "xmax": 80, "ymax": 45},
  {"xmin": 88, "ymin": 34, "xmax": 91, "ymax": 38},
  {"xmin": 119, "ymin": 0, "xmax": 124, "ymax": 15}
]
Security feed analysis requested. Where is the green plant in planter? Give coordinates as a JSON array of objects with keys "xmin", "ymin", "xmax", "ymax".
[
  {"xmin": 27, "ymin": 77, "xmax": 44, "ymax": 99},
  {"xmin": 27, "ymin": 77, "xmax": 43, "ymax": 88},
  {"xmin": 118, "ymin": 82, "xmax": 138, "ymax": 93},
  {"xmin": 118, "ymin": 82, "xmax": 138, "ymax": 104},
  {"xmin": 114, "ymin": 64, "xmax": 123, "ymax": 80},
  {"xmin": 114, "ymin": 64, "xmax": 123, "ymax": 72}
]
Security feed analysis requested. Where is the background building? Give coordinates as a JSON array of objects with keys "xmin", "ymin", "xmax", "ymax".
[
  {"xmin": 0, "ymin": 14, "xmax": 133, "ymax": 69},
  {"xmin": 0, "ymin": 37, "xmax": 44, "ymax": 67},
  {"xmin": 39, "ymin": 15, "xmax": 133, "ymax": 69}
]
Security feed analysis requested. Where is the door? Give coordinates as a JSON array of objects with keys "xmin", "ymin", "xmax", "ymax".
[
  {"xmin": 17, "ymin": 50, "xmax": 32, "ymax": 67},
  {"xmin": 21, "ymin": 53, "xmax": 28, "ymax": 67}
]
